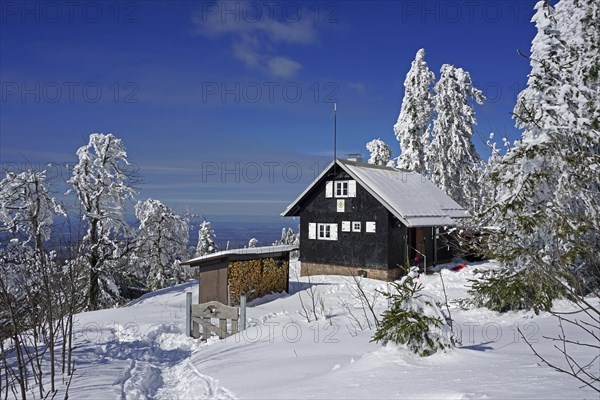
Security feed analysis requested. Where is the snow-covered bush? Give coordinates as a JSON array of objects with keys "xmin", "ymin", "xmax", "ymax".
[{"xmin": 372, "ymin": 267, "xmax": 455, "ymax": 356}]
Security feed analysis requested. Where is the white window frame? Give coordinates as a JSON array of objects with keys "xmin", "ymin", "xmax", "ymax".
[
  {"xmin": 352, "ymin": 221, "xmax": 361, "ymax": 232},
  {"xmin": 317, "ymin": 223, "xmax": 338, "ymax": 241},
  {"xmin": 335, "ymin": 181, "xmax": 348, "ymax": 197}
]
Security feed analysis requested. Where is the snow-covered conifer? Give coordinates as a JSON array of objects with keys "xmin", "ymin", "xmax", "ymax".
[
  {"xmin": 393, "ymin": 48, "xmax": 435, "ymax": 173},
  {"xmin": 196, "ymin": 220, "xmax": 218, "ymax": 256},
  {"xmin": 426, "ymin": 64, "xmax": 485, "ymax": 209},
  {"xmin": 473, "ymin": 0, "xmax": 600, "ymax": 311},
  {"xmin": 372, "ymin": 267, "xmax": 456, "ymax": 356},
  {"xmin": 366, "ymin": 139, "xmax": 392, "ymax": 166}
]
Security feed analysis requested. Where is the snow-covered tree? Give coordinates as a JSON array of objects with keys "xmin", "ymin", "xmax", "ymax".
[
  {"xmin": 248, "ymin": 238, "xmax": 258, "ymax": 248},
  {"xmin": 372, "ymin": 267, "xmax": 456, "ymax": 356},
  {"xmin": 0, "ymin": 169, "xmax": 67, "ymax": 394},
  {"xmin": 473, "ymin": 0, "xmax": 600, "ymax": 311},
  {"xmin": 476, "ymin": 133, "xmax": 511, "ymax": 214},
  {"xmin": 394, "ymin": 48, "xmax": 435, "ymax": 173},
  {"xmin": 426, "ymin": 64, "xmax": 485, "ymax": 209},
  {"xmin": 67, "ymin": 133, "xmax": 137, "ymax": 310},
  {"xmin": 273, "ymin": 227, "xmax": 299, "ymax": 246},
  {"xmin": 196, "ymin": 220, "xmax": 218, "ymax": 256},
  {"xmin": 366, "ymin": 138, "xmax": 393, "ymax": 166},
  {"xmin": 135, "ymin": 199, "xmax": 189, "ymax": 291}
]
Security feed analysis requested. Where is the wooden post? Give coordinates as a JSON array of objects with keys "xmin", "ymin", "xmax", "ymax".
[
  {"xmin": 240, "ymin": 293, "xmax": 247, "ymax": 331},
  {"xmin": 219, "ymin": 319, "xmax": 227, "ymax": 339},
  {"xmin": 202, "ymin": 318, "xmax": 211, "ymax": 341},
  {"xmin": 185, "ymin": 292, "xmax": 192, "ymax": 337},
  {"xmin": 198, "ymin": 277, "xmax": 201, "ymax": 305}
]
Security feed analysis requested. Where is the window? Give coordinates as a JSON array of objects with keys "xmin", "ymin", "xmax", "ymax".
[
  {"xmin": 352, "ymin": 221, "xmax": 361, "ymax": 232},
  {"xmin": 326, "ymin": 180, "xmax": 356, "ymax": 198},
  {"xmin": 317, "ymin": 223, "xmax": 338, "ymax": 240},
  {"xmin": 366, "ymin": 221, "xmax": 376, "ymax": 233},
  {"xmin": 335, "ymin": 181, "xmax": 348, "ymax": 197},
  {"xmin": 341, "ymin": 221, "xmax": 351, "ymax": 232}
]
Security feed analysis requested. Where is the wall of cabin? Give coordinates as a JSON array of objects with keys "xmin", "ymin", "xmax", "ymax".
[{"xmin": 298, "ymin": 169, "xmax": 390, "ymax": 269}]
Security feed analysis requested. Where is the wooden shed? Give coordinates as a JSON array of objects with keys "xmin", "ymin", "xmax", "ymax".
[{"xmin": 181, "ymin": 245, "xmax": 298, "ymax": 306}]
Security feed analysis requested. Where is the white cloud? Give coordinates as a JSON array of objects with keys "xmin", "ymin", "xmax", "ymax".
[
  {"xmin": 348, "ymin": 81, "xmax": 367, "ymax": 94},
  {"xmin": 192, "ymin": 0, "xmax": 319, "ymax": 77},
  {"xmin": 267, "ymin": 56, "xmax": 302, "ymax": 78}
]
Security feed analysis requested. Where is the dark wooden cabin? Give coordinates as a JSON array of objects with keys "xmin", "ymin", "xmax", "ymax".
[{"xmin": 281, "ymin": 159, "xmax": 467, "ymax": 280}]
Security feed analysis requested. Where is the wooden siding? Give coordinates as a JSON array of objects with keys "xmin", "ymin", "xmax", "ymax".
[{"xmin": 298, "ymin": 168, "xmax": 391, "ymax": 269}]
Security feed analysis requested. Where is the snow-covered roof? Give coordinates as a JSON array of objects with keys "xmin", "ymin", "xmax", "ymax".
[
  {"xmin": 281, "ymin": 159, "xmax": 467, "ymax": 227},
  {"xmin": 182, "ymin": 244, "xmax": 299, "ymax": 266}
]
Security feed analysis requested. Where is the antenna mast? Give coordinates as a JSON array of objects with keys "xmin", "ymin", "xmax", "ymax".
[{"xmin": 333, "ymin": 103, "xmax": 337, "ymax": 164}]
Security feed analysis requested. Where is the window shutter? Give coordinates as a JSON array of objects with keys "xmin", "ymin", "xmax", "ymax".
[
  {"xmin": 366, "ymin": 221, "xmax": 376, "ymax": 233},
  {"xmin": 348, "ymin": 180, "xmax": 357, "ymax": 197},
  {"xmin": 342, "ymin": 221, "xmax": 350, "ymax": 232},
  {"xmin": 325, "ymin": 181, "xmax": 333, "ymax": 198},
  {"xmin": 308, "ymin": 223, "xmax": 316, "ymax": 239},
  {"xmin": 331, "ymin": 223, "xmax": 338, "ymax": 240}
]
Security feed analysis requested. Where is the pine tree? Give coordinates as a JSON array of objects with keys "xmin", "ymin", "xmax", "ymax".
[
  {"xmin": 394, "ymin": 48, "xmax": 435, "ymax": 173},
  {"xmin": 426, "ymin": 64, "xmax": 485, "ymax": 209},
  {"xmin": 473, "ymin": 0, "xmax": 600, "ymax": 312},
  {"xmin": 366, "ymin": 138, "xmax": 393, "ymax": 166},
  {"xmin": 372, "ymin": 267, "xmax": 456, "ymax": 356},
  {"xmin": 196, "ymin": 220, "xmax": 218, "ymax": 256}
]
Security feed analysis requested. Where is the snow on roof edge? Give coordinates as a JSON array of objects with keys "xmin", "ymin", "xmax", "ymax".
[{"xmin": 182, "ymin": 244, "xmax": 299, "ymax": 265}]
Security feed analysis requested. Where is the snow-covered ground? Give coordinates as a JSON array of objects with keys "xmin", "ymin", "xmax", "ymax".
[{"xmin": 16, "ymin": 261, "xmax": 600, "ymax": 399}]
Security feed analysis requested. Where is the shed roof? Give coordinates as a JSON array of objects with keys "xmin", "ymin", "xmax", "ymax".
[
  {"xmin": 182, "ymin": 244, "xmax": 298, "ymax": 267},
  {"xmin": 281, "ymin": 159, "xmax": 467, "ymax": 227}
]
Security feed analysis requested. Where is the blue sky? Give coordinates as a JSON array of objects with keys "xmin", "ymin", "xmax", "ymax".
[{"xmin": 1, "ymin": 0, "xmax": 538, "ymax": 222}]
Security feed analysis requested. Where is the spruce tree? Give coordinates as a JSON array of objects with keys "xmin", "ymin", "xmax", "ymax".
[
  {"xmin": 394, "ymin": 48, "xmax": 435, "ymax": 173},
  {"xmin": 196, "ymin": 220, "xmax": 218, "ymax": 257},
  {"xmin": 473, "ymin": 0, "xmax": 600, "ymax": 312},
  {"xmin": 426, "ymin": 64, "xmax": 485, "ymax": 209}
]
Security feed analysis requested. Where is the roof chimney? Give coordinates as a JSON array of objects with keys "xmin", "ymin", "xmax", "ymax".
[{"xmin": 346, "ymin": 153, "xmax": 362, "ymax": 163}]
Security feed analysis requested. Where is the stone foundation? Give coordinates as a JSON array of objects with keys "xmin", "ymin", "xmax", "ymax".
[{"xmin": 301, "ymin": 262, "xmax": 403, "ymax": 281}]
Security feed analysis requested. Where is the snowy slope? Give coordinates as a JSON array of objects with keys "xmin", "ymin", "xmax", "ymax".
[{"xmin": 16, "ymin": 261, "xmax": 599, "ymax": 399}]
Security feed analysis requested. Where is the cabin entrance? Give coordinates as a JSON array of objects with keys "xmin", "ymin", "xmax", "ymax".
[{"xmin": 407, "ymin": 227, "xmax": 426, "ymax": 265}]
